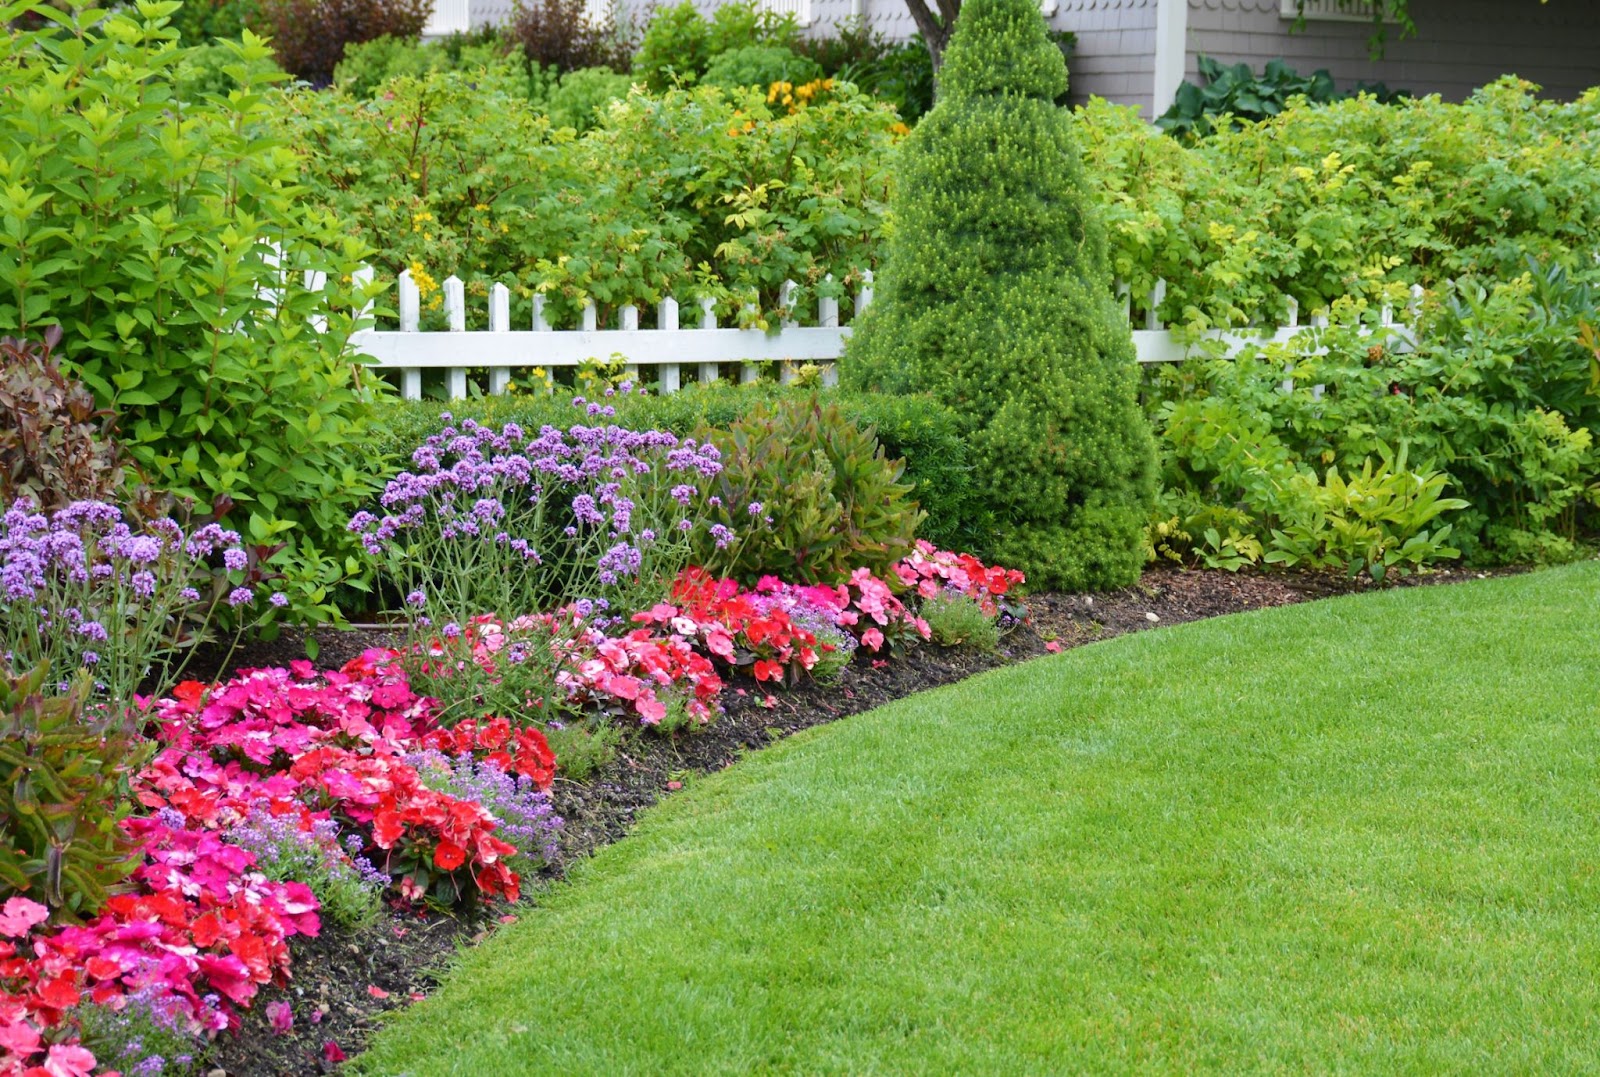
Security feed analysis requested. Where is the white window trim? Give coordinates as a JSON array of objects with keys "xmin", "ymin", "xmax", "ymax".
[{"xmin": 1279, "ymin": 0, "xmax": 1400, "ymax": 25}]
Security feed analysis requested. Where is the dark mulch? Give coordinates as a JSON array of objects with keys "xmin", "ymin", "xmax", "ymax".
[{"xmin": 195, "ymin": 563, "xmax": 1507, "ymax": 1075}]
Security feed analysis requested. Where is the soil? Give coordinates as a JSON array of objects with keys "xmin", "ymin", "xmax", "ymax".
[{"xmin": 194, "ymin": 563, "xmax": 1508, "ymax": 1076}]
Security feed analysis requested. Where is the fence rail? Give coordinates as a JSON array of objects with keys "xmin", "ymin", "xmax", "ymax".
[{"xmin": 346, "ymin": 267, "xmax": 1422, "ymax": 401}]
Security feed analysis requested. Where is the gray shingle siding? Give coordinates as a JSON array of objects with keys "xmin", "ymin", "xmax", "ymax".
[
  {"xmin": 593, "ymin": 0, "xmax": 1159, "ymax": 111},
  {"xmin": 1186, "ymin": 0, "xmax": 1600, "ymax": 102},
  {"xmin": 464, "ymin": 0, "xmax": 1596, "ymax": 114}
]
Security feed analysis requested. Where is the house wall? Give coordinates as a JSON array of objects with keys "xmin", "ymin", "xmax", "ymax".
[
  {"xmin": 1184, "ymin": 0, "xmax": 1600, "ymax": 102},
  {"xmin": 594, "ymin": 0, "xmax": 1161, "ymax": 113}
]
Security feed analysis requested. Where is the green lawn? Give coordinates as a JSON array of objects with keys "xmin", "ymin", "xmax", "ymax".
[{"xmin": 359, "ymin": 564, "xmax": 1600, "ymax": 1075}]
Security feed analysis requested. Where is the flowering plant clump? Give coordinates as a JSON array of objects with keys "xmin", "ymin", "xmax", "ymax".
[
  {"xmin": 0, "ymin": 812, "xmax": 318, "ymax": 1074},
  {"xmin": 0, "ymin": 648, "xmax": 580, "ymax": 1073},
  {"xmin": 789, "ymin": 568, "xmax": 930, "ymax": 656},
  {"xmin": 143, "ymin": 654, "xmax": 525, "ymax": 907},
  {"xmin": 634, "ymin": 568, "xmax": 830, "ymax": 686},
  {"xmin": 406, "ymin": 750, "xmax": 564, "ymax": 881},
  {"xmin": 631, "ymin": 565, "xmax": 931, "ymax": 682},
  {"xmin": 0, "ymin": 498, "xmax": 270, "ymax": 709},
  {"xmin": 350, "ymin": 394, "xmax": 730, "ymax": 631},
  {"xmin": 418, "ymin": 716, "xmax": 558, "ymax": 790},
  {"xmin": 894, "ymin": 541, "xmax": 1027, "ymax": 619},
  {"xmin": 554, "ymin": 623, "xmax": 725, "ymax": 729},
  {"xmin": 224, "ymin": 808, "xmax": 387, "ymax": 932}
]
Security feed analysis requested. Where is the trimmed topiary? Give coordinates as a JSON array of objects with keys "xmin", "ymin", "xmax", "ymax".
[{"xmin": 841, "ymin": 0, "xmax": 1155, "ymax": 590}]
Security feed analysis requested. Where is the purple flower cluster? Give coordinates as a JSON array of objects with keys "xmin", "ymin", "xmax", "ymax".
[
  {"xmin": 1, "ymin": 498, "xmax": 255, "ymax": 704},
  {"xmin": 76, "ymin": 970, "xmax": 215, "ymax": 1075},
  {"xmin": 350, "ymin": 403, "xmax": 733, "ymax": 621},
  {"xmin": 224, "ymin": 805, "xmax": 386, "ymax": 930},
  {"xmin": 406, "ymin": 750, "xmax": 564, "ymax": 869}
]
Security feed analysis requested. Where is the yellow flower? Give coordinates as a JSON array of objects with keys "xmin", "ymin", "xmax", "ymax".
[
  {"xmin": 408, "ymin": 261, "xmax": 439, "ymax": 298},
  {"xmin": 474, "ymin": 203, "xmax": 490, "ymax": 211}
]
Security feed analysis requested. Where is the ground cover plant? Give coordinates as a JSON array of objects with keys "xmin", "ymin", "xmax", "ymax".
[
  {"xmin": 357, "ymin": 563, "xmax": 1600, "ymax": 1074},
  {"xmin": 843, "ymin": 0, "xmax": 1157, "ymax": 590}
]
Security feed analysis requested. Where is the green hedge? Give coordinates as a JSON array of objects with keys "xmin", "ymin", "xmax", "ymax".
[{"xmin": 371, "ymin": 382, "xmax": 984, "ymax": 552}]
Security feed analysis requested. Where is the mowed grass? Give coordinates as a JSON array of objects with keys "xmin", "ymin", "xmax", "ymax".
[{"xmin": 359, "ymin": 564, "xmax": 1600, "ymax": 1076}]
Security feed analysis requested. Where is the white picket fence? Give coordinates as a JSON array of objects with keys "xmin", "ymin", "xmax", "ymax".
[{"xmin": 346, "ymin": 267, "xmax": 1424, "ymax": 401}]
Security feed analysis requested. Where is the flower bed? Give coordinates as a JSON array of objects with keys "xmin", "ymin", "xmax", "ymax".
[{"xmin": 0, "ymin": 540, "xmax": 1026, "ymax": 1076}]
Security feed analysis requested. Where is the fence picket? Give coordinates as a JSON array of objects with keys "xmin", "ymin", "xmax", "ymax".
[
  {"xmin": 1145, "ymin": 279, "xmax": 1167, "ymax": 332},
  {"xmin": 659, "ymin": 297, "xmax": 681, "ymax": 394},
  {"xmin": 345, "ymin": 266, "xmax": 1424, "ymax": 396},
  {"xmin": 698, "ymin": 298, "xmax": 719, "ymax": 385},
  {"xmin": 819, "ymin": 276, "xmax": 839, "ymax": 330},
  {"xmin": 740, "ymin": 301, "xmax": 760, "ymax": 384},
  {"xmin": 443, "ymin": 275, "xmax": 465, "ymax": 334},
  {"xmin": 855, "ymin": 270, "xmax": 874, "ymax": 319},
  {"xmin": 489, "ymin": 283, "xmax": 511, "ymax": 396}
]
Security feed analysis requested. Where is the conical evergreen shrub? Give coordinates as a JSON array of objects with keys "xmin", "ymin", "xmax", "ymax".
[{"xmin": 842, "ymin": 0, "xmax": 1155, "ymax": 590}]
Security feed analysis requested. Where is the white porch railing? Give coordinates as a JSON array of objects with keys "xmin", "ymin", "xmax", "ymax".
[
  {"xmin": 422, "ymin": 0, "xmax": 471, "ymax": 37},
  {"xmin": 345, "ymin": 267, "xmax": 1423, "ymax": 400}
]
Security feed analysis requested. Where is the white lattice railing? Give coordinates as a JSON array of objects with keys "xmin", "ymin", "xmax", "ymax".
[
  {"xmin": 422, "ymin": 0, "xmax": 471, "ymax": 36},
  {"xmin": 343, "ymin": 267, "xmax": 1422, "ymax": 400},
  {"xmin": 759, "ymin": 0, "xmax": 813, "ymax": 27}
]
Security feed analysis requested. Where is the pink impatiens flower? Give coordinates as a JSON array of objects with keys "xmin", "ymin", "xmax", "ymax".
[
  {"xmin": 0, "ymin": 897, "xmax": 49, "ymax": 937},
  {"xmin": 266, "ymin": 999, "xmax": 294, "ymax": 1034}
]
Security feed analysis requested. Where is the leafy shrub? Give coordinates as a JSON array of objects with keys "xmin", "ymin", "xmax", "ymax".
[
  {"xmin": 333, "ymin": 32, "xmax": 524, "ymax": 97},
  {"xmin": 507, "ymin": 0, "xmax": 632, "ymax": 75},
  {"xmin": 701, "ymin": 45, "xmax": 822, "ymax": 91},
  {"xmin": 251, "ymin": 0, "xmax": 432, "ymax": 83},
  {"xmin": 632, "ymin": 0, "xmax": 799, "ymax": 90},
  {"xmin": 808, "ymin": 27, "xmax": 935, "ymax": 123},
  {"xmin": 631, "ymin": 0, "xmax": 712, "ymax": 90},
  {"xmin": 843, "ymin": 0, "xmax": 1156, "ymax": 590},
  {"xmin": 168, "ymin": 0, "xmax": 262, "ymax": 44},
  {"xmin": 693, "ymin": 397, "xmax": 923, "ymax": 585},
  {"xmin": 545, "ymin": 66, "xmax": 633, "ymax": 131},
  {"xmin": 1260, "ymin": 459, "xmax": 1466, "ymax": 580},
  {"xmin": 1157, "ymin": 55, "xmax": 1406, "ymax": 140},
  {"xmin": 284, "ymin": 73, "xmax": 900, "ymax": 326},
  {"xmin": 1077, "ymin": 80, "xmax": 1600, "ymax": 332},
  {"xmin": 0, "ymin": 328, "xmax": 126, "ymax": 512},
  {"xmin": 920, "ymin": 592, "xmax": 1000, "ymax": 650},
  {"xmin": 0, "ymin": 9, "xmax": 385, "ymax": 624},
  {"xmin": 0, "ymin": 665, "xmax": 152, "ymax": 920},
  {"xmin": 175, "ymin": 39, "xmax": 287, "ymax": 96},
  {"xmin": 1155, "ymin": 274, "xmax": 1600, "ymax": 565}
]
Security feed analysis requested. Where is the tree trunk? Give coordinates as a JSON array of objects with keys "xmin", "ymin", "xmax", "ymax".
[{"xmin": 904, "ymin": 0, "xmax": 960, "ymax": 70}]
